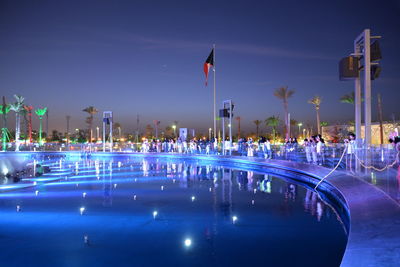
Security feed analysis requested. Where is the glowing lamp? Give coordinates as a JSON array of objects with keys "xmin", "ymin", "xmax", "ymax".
[
  {"xmin": 84, "ymin": 235, "xmax": 89, "ymax": 244},
  {"xmin": 232, "ymin": 215, "xmax": 238, "ymax": 224},
  {"xmin": 184, "ymin": 238, "xmax": 192, "ymax": 247}
]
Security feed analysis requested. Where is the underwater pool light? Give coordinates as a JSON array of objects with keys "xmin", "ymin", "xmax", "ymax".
[
  {"xmin": 184, "ymin": 238, "xmax": 192, "ymax": 248},
  {"xmin": 232, "ymin": 215, "xmax": 238, "ymax": 224}
]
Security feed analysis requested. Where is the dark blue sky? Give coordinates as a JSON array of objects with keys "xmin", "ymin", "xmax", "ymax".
[{"xmin": 1, "ymin": 0, "xmax": 400, "ymax": 134}]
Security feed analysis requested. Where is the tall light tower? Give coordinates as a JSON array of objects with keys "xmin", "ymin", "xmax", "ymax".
[{"xmin": 340, "ymin": 29, "xmax": 381, "ymax": 147}]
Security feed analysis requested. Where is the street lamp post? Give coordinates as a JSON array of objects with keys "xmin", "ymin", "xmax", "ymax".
[
  {"xmin": 96, "ymin": 127, "xmax": 99, "ymax": 141},
  {"xmin": 209, "ymin": 128, "xmax": 212, "ymax": 140},
  {"xmin": 172, "ymin": 125, "xmax": 176, "ymax": 138},
  {"xmin": 297, "ymin": 123, "xmax": 303, "ymax": 138}
]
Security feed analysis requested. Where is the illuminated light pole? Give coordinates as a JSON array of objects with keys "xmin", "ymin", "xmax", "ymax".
[
  {"xmin": 172, "ymin": 125, "xmax": 176, "ymax": 138},
  {"xmin": 96, "ymin": 126, "xmax": 99, "ymax": 141},
  {"xmin": 297, "ymin": 123, "xmax": 302, "ymax": 137},
  {"xmin": 208, "ymin": 128, "xmax": 212, "ymax": 140},
  {"xmin": 35, "ymin": 107, "xmax": 47, "ymax": 146}
]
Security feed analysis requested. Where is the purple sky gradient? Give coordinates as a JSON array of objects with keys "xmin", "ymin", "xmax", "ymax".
[{"xmin": 1, "ymin": 0, "xmax": 399, "ymax": 135}]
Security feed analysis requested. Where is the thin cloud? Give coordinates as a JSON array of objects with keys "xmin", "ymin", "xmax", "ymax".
[{"xmin": 100, "ymin": 31, "xmax": 335, "ymax": 61}]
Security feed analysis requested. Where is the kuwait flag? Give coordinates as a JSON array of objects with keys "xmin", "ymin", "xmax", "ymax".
[{"xmin": 204, "ymin": 49, "xmax": 214, "ymax": 86}]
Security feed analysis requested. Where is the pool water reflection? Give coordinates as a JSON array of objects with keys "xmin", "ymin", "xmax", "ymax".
[{"xmin": 0, "ymin": 156, "xmax": 347, "ymax": 267}]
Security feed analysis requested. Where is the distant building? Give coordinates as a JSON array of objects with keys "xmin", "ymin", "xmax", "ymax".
[{"xmin": 321, "ymin": 122, "xmax": 399, "ymax": 144}]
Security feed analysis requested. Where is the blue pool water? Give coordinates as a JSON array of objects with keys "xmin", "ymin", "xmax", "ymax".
[{"xmin": 0, "ymin": 155, "xmax": 347, "ymax": 266}]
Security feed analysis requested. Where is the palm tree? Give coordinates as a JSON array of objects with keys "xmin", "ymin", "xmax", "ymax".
[
  {"xmin": 35, "ymin": 107, "xmax": 47, "ymax": 146},
  {"xmin": 265, "ymin": 116, "xmax": 280, "ymax": 144},
  {"xmin": 9, "ymin": 95, "xmax": 25, "ymax": 151},
  {"xmin": 0, "ymin": 96, "xmax": 11, "ymax": 151},
  {"xmin": 274, "ymin": 86, "xmax": 295, "ymax": 140},
  {"xmin": 308, "ymin": 95, "xmax": 322, "ymax": 134},
  {"xmin": 235, "ymin": 116, "xmax": 241, "ymax": 139},
  {"xmin": 253, "ymin": 120, "xmax": 262, "ymax": 138},
  {"xmin": 82, "ymin": 106, "xmax": 98, "ymax": 143},
  {"xmin": 340, "ymin": 92, "xmax": 355, "ymax": 104}
]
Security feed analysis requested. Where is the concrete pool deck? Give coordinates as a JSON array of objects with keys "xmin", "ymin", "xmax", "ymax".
[{"xmin": 1, "ymin": 151, "xmax": 400, "ymax": 266}]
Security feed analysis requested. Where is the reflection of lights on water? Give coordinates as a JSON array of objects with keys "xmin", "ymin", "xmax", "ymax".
[
  {"xmin": 33, "ymin": 181, "xmax": 37, "ymax": 185},
  {"xmin": 83, "ymin": 192, "xmax": 87, "ymax": 198},
  {"xmin": 118, "ymin": 162, "xmax": 122, "ymax": 168},
  {"xmin": 114, "ymin": 184, "xmax": 117, "ymax": 189},
  {"xmin": 172, "ymin": 179, "xmax": 176, "ymax": 183},
  {"xmin": 209, "ymin": 187, "xmax": 212, "ymax": 192},
  {"xmin": 161, "ymin": 186, "xmax": 164, "ymax": 191},
  {"xmin": 134, "ymin": 178, "xmax": 137, "ymax": 182},
  {"xmin": 2, "ymin": 167, "xmax": 9, "ymax": 176},
  {"xmin": 232, "ymin": 216, "xmax": 238, "ymax": 224},
  {"xmin": 191, "ymin": 196, "xmax": 196, "ymax": 202},
  {"xmin": 251, "ymin": 200, "xmax": 255, "ymax": 205},
  {"xmin": 153, "ymin": 211, "xmax": 158, "ymax": 219},
  {"xmin": 35, "ymin": 190, "xmax": 39, "ymax": 196},
  {"xmin": 253, "ymin": 189, "xmax": 257, "ymax": 194},
  {"xmin": 133, "ymin": 195, "xmax": 137, "ymax": 200},
  {"xmin": 76, "ymin": 183, "xmax": 79, "ymax": 187},
  {"xmin": 16, "ymin": 205, "xmax": 21, "ymax": 212},
  {"xmin": 84, "ymin": 234, "xmax": 89, "ymax": 244},
  {"xmin": 184, "ymin": 238, "xmax": 192, "ymax": 247},
  {"xmin": 80, "ymin": 207, "xmax": 85, "ymax": 215}
]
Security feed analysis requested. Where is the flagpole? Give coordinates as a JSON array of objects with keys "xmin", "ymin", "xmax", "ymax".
[{"xmin": 213, "ymin": 44, "xmax": 216, "ymax": 140}]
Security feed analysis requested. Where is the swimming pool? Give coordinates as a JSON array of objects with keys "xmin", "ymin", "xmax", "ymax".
[{"xmin": 0, "ymin": 154, "xmax": 347, "ymax": 266}]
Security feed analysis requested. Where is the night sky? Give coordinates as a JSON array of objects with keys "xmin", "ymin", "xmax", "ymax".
[{"xmin": 1, "ymin": 0, "xmax": 400, "ymax": 135}]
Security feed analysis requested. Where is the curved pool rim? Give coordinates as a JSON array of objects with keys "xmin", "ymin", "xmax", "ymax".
[{"xmin": 2, "ymin": 151, "xmax": 400, "ymax": 267}]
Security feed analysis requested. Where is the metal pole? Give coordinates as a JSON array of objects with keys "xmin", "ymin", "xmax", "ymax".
[
  {"xmin": 363, "ymin": 29, "xmax": 372, "ymax": 147},
  {"xmin": 229, "ymin": 100, "xmax": 232, "ymax": 155},
  {"xmin": 110, "ymin": 118, "xmax": 113, "ymax": 152},
  {"xmin": 354, "ymin": 41, "xmax": 362, "ymax": 172},
  {"xmin": 103, "ymin": 115, "xmax": 106, "ymax": 152},
  {"xmin": 222, "ymin": 114, "xmax": 225, "ymax": 155},
  {"xmin": 213, "ymin": 44, "xmax": 216, "ymax": 140}
]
